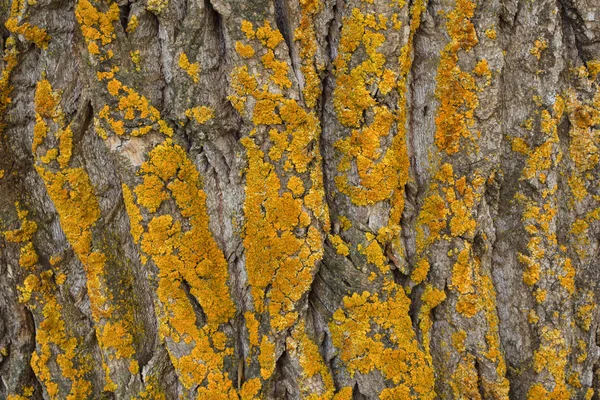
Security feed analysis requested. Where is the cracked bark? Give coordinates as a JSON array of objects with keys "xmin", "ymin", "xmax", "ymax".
[{"xmin": 1, "ymin": 0, "xmax": 600, "ymax": 399}]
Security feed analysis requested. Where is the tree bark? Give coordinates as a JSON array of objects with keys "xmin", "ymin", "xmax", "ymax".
[{"xmin": 0, "ymin": 0, "xmax": 599, "ymax": 398}]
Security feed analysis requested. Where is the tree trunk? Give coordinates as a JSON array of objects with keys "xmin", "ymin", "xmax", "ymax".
[{"xmin": 0, "ymin": 0, "xmax": 599, "ymax": 398}]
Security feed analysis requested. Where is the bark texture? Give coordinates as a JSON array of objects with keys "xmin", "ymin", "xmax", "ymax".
[{"xmin": 0, "ymin": 0, "xmax": 599, "ymax": 398}]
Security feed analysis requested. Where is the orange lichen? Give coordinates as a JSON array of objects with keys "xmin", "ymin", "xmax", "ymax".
[
  {"xmin": 126, "ymin": 15, "xmax": 139, "ymax": 33},
  {"xmin": 330, "ymin": 289, "xmax": 436, "ymax": 398},
  {"xmin": 33, "ymin": 78, "xmax": 138, "ymax": 387},
  {"xmin": 255, "ymin": 21, "xmax": 284, "ymax": 50},
  {"xmin": 235, "ymin": 41, "xmax": 255, "ymax": 59},
  {"xmin": 530, "ymin": 39, "xmax": 548, "ymax": 60},
  {"xmin": 433, "ymin": 0, "xmax": 479, "ymax": 155},
  {"xmin": 287, "ymin": 322, "xmax": 335, "ymax": 398},
  {"xmin": 122, "ymin": 184, "xmax": 144, "ymax": 243},
  {"xmin": 0, "ymin": 37, "xmax": 19, "ymax": 134},
  {"xmin": 136, "ymin": 139, "xmax": 237, "ymax": 395},
  {"xmin": 185, "ymin": 106, "xmax": 214, "ymax": 124},
  {"xmin": 4, "ymin": 203, "xmax": 93, "ymax": 399},
  {"xmin": 178, "ymin": 52, "xmax": 200, "ymax": 83},
  {"xmin": 5, "ymin": 0, "xmax": 50, "ymax": 49},
  {"xmin": 75, "ymin": 0, "xmax": 120, "ymax": 56},
  {"xmin": 294, "ymin": 0, "xmax": 323, "ymax": 107},
  {"xmin": 232, "ymin": 18, "xmax": 331, "ymax": 393},
  {"xmin": 527, "ymin": 328, "xmax": 570, "ymax": 399},
  {"xmin": 485, "ymin": 28, "xmax": 497, "ymax": 40}
]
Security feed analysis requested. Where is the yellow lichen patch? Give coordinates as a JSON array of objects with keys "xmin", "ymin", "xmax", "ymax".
[
  {"xmin": 261, "ymin": 50, "xmax": 292, "ymax": 88},
  {"xmin": 240, "ymin": 20, "xmax": 255, "ymax": 39},
  {"xmin": 136, "ymin": 140, "xmax": 237, "ymax": 395},
  {"xmin": 287, "ymin": 322, "xmax": 335, "ymax": 398},
  {"xmin": 255, "ymin": 20, "xmax": 284, "ymax": 50},
  {"xmin": 185, "ymin": 106, "xmax": 214, "ymax": 125},
  {"xmin": 558, "ymin": 258, "xmax": 575, "ymax": 294},
  {"xmin": 587, "ymin": 60, "xmax": 600, "ymax": 79},
  {"xmin": 576, "ymin": 291, "xmax": 595, "ymax": 331},
  {"xmin": 5, "ymin": 19, "xmax": 49, "ymax": 49},
  {"xmin": 449, "ymin": 246, "xmax": 482, "ymax": 318},
  {"xmin": 527, "ymin": 328, "xmax": 570, "ymax": 399},
  {"xmin": 122, "ymin": 184, "xmax": 144, "ymax": 243},
  {"xmin": 95, "ymin": 74, "xmax": 174, "ymax": 139},
  {"xmin": 563, "ymin": 90, "xmax": 600, "ymax": 258},
  {"xmin": 530, "ymin": 39, "xmax": 548, "ymax": 60},
  {"xmin": 242, "ymin": 136, "xmax": 323, "ymax": 331},
  {"xmin": 5, "ymin": 0, "xmax": 50, "ymax": 49},
  {"xmin": 330, "ymin": 289, "xmax": 436, "ymax": 398},
  {"xmin": 138, "ymin": 375, "xmax": 167, "ymax": 399},
  {"xmin": 0, "ymin": 37, "xmax": 19, "ymax": 134},
  {"xmin": 178, "ymin": 52, "xmax": 200, "ymax": 83},
  {"xmin": 339, "ymin": 216, "xmax": 352, "ymax": 231},
  {"xmin": 485, "ymin": 28, "xmax": 497, "ymax": 40},
  {"xmin": 473, "ymin": 59, "xmax": 492, "ymax": 84},
  {"xmin": 75, "ymin": 0, "xmax": 120, "ymax": 57},
  {"xmin": 512, "ymin": 137, "xmax": 529, "ymax": 154},
  {"xmin": 358, "ymin": 233, "xmax": 389, "ymax": 274},
  {"xmin": 4, "ymin": 203, "xmax": 38, "ymax": 244},
  {"xmin": 450, "ymin": 354, "xmax": 481, "ymax": 399},
  {"xmin": 415, "ymin": 193, "xmax": 449, "ymax": 253},
  {"xmin": 127, "ymin": 15, "xmax": 139, "ymax": 33},
  {"xmin": 147, "ymin": 0, "xmax": 168, "ymax": 13},
  {"xmin": 130, "ymin": 50, "xmax": 141, "ymax": 72},
  {"xmin": 433, "ymin": 0, "xmax": 479, "ymax": 155},
  {"xmin": 329, "ymin": 234, "xmax": 349, "ymax": 257},
  {"xmin": 56, "ymin": 126, "xmax": 73, "ymax": 168},
  {"xmin": 235, "ymin": 41, "xmax": 255, "ymax": 58},
  {"xmin": 334, "ymin": 105, "xmax": 410, "ymax": 206}
]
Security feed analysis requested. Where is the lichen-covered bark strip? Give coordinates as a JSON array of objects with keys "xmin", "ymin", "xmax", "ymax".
[
  {"xmin": 3, "ymin": 204, "xmax": 95, "ymax": 399},
  {"xmin": 408, "ymin": 0, "xmax": 510, "ymax": 396},
  {"xmin": 319, "ymin": 0, "xmax": 439, "ymax": 397},
  {"xmin": 75, "ymin": 0, "xmax": 240, "ymax": 397},
  {"xmin": 229, "ymin": 8, "xmax": 334, "ymax": 395},
  {"xmin": 32, "ymin": 77, "xmax": 144, "ymax": 394}
]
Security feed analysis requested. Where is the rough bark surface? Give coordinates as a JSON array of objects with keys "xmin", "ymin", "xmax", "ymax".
[{"xmin": 0, "ymin": 0, "xmax": 599, "ymax": 398}]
